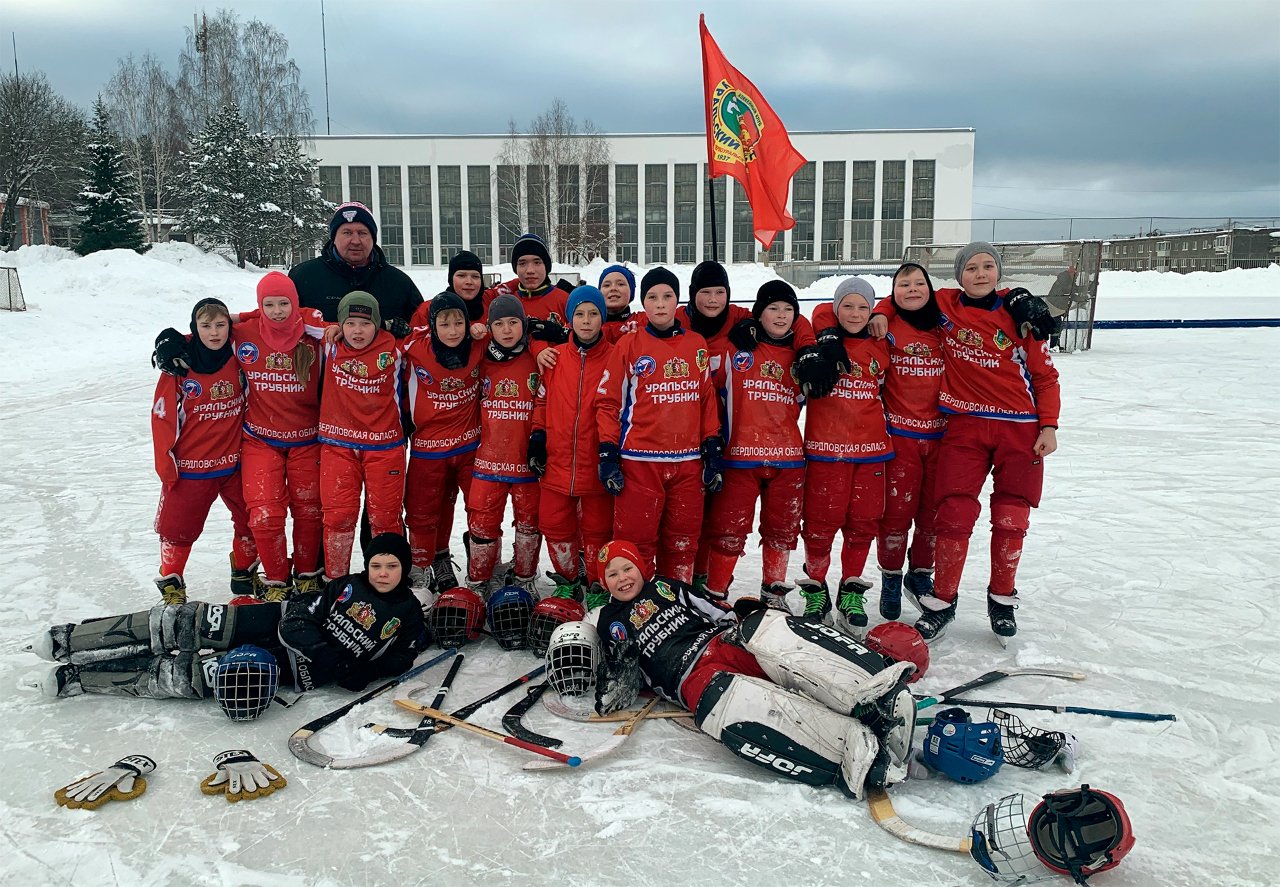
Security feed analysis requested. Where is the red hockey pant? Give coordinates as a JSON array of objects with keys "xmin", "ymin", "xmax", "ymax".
[
  {"xmin": 154, "ymin": 471, "xmax": 256, "ymax": 577},
  {"xmin": 613, "ymin": 459, "xmax": 703, "ymax": 583},
  {"xmin": 405, "ymin": 451, "xmax": 475, "ymax": 569},
  {"xmin": 932, "ymin": 415, "xmax": 1044, "ymax": 602},
  {"xmin": 877, "ymin": 436, "xmax": 941, "ymax": 573},
  {"xmin": 465, "ymin": 478, "xmax": 540, "ymax": 581},
  {"xmin": 680, "ymin": 634, "xmax": 770, "ymax": 710},
  {"xmin": 319, "ymin": 444, "xmax": 405, "ymax": 577},
  {"xmin": 539, "ymin": 487, "xmax": 614, "ymax": 584},
  {"xmin": 802, "ymin": 459, "xmax": 887, "ymax": 584},
  {"xmin": 705, "ymin": 465, "xmax": 804, "ymax": 593},
  {"xmin": 240, "ymin": 437, "xmax": 322, "ymax": 582}
]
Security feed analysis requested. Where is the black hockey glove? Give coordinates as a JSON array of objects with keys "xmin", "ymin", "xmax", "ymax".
[
  {"xmin": 383, "ymin": 317, "xmax": 412, "ymax": 339},
  {"xmin": 527, "ymin": 429, "xmax": 548, "ymax": 478},
  {"xmin": 816, "ymin": 327, "xmax": 852, "ymax": 375},
  {"xmin": 594, "ymin": 638, "xmax": 642, "ymax": 715},
  {"xmin": 598, "ymin": 442, "xmax": 625, "ymax": 496},
  {"xmin": 527, "ymin": 318, "xmax": 570, "ymax": 345},
  {"xmin": 152, "ymin": 328, "xmax": 190, "ymax": 377},
  {"xmin": 732, "ymin": 597, "xmax": 769, "ymax": 620},
  {"xmin": 727, "ymin": 318, "xmax": 761, "ymax": 352},
  {"xmin": 795, "ymin": 345, "xmax": 836, "ymax": 399},
  {"xmin": 701, "ymin": 436, "xmax": 725, "ymax": 493},
  {"xmin": 555, "ymin": 278, "xmax": 577, "ymax": 294},
  {"xmin": 1004, "ymin": 288, "xmax": 1054, "ymax": 341}
]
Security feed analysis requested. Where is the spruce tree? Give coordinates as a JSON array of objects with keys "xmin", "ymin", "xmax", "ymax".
[
  {"xmin": 180, "ymin": 102, "xmax": 269, "ymax": 267},
  {"xmin": 75, "ymin": 97, "xmax": 144, "ymax": 255}
]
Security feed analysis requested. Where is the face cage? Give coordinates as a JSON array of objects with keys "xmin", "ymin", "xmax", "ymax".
[
  {"xmin": 214, "ymin": 660, "xmax": 279, "ymax": 722},
  {"xmin": 991, "ymin": 708, "xmax": 1071, "ymax": 770},
  {"xmin": 429, "ymin": 601, "xmax": 483, "ymax": 648},
  {"xmin": 969, "ymin": 793, "xmax": 1055, "ymax": 884},
  {"xmin": 489, "ymin": 599, "xmax": 533, "ymax": 650},
  {"xmin": 527, "ymin": 612, "xmax": 570, "ymax": 657},
  {"xmin": 547, "ymin": 640, "xmax": 597, "ymax": 702}
]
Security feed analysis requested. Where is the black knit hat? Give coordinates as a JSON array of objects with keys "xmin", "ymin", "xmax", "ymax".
[
  {"xmin": 689, "ymin": 261, "xmax": 731, "ymax": 303},
  {"xmin": 510, "ymin": 233, "xmax": 551, "ymax": 271},
  {"xmin": 448, "ymin": 249, "xmax": 483, "ymax": 287},
  {"xmin": 329, "ymin": 201, "xmax": 377, "ymax": 243},
  {"xmin": 640, "ymin": 266, "xmax": 681, "ymax": 300},
  {"xmin": 752, "ymin": 280, "xmax": 800, "ymax": 319},
  {"xmin": 365, "ymin": 532, "xmax": 412, "ymax": 575}
]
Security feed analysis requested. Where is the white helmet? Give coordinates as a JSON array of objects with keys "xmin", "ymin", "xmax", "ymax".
[
  {"xmin": 545, "ymin": 620, "xmax": 601, "ymax": 705},
  {"xmin": 969, "ymin": 793, "xmax": 1055, "ymax": 884}
]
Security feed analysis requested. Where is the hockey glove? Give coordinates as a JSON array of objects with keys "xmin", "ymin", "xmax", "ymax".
[
  {"xmin": 701, "ymin": 436, "xmax": 725, "ymax": 493},
  {"xmin": 727, "ymin": 318, "xmax": 761, "ymax": 352},
  {"xmin": 152, "ymin": 328, "xmax": 190, "ymax": 377},
  {"xmin": 1004, "ymin": 288, "xmax": 1054, "ymax": 341},
  {"xmin": 555, "ymin": 278, "xmax": 578, "ymax": 294},
  {"xmin": 527, "ymin": 318, "xmax": 571, "ymax": 345},
  {"xmin": 795, "ymin": 345, "xmax": 837, "ymax": 399},
  {"xmin": 594, "ymin": 639, "xmax": 642, "ymax": 715},
  {"xmin": 598, "ymin": 442, "xmax": 625, "ymax": 496},
  {"xmin": 732, "ymin": 597, "xmax": 769, "ymax": 620},
  {"xmin": 816, "ymin": 327, "xmax": 852, "ymax": 375},
  {"xmin": 199, "ymin": 749, "xmax": 286, "ymax": 803},
  {"xmin": 55, "ymin": 754, "xmax": 155, "ymax": 809},
  {"xmin": 383, "ymin": 317, "xmax": 412, "ymax": 339},
  {"xmin": 527, "ymin": 429, "xmax": 548, "ymax": 478}
]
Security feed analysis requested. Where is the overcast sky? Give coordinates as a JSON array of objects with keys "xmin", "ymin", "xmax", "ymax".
[{"xmin": 6, "ymin": 0, "xmax": 1278, "ymax": 231}]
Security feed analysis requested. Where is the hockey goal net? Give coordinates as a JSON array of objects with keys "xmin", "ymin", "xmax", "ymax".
[{"xmin": 0, "ymin": 266, "xmax": 25, "ymax": 311}]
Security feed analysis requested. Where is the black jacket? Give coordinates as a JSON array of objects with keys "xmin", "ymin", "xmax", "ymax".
[{"xmin": 289, "ymin": 243, "xmax": 424, "ymax": 323}]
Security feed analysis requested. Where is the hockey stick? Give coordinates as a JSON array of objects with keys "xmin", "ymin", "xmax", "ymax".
[
  {"xmin": 368, "ymin": 664, "xmax": 547, "ymax": 739},
  {"xmin": 925, "ymin": 697, "xmax": 1176, "ymax": 722},
  {"xmin": 914, "ymin": 667, "xmax": 1086, "ymax": 711},
  {"xmin": 394, "ymin": 702, "xmax": 582, "ymax": 767},
  {"xmin": 523, "ymin": 695, "xmax": 662, "ymax": 771},
  {"xmin": 866, "ymin": 788, "xmax": 973, "ymax": 854},
  {"xmin": 501, "ymin": 683, "xmax": 563, "ymax": 749},
  {"xmin": 577, "ymin": 708, "xmax": 693, "ymax": 723},
  {"xmin": 288, "ymin": 648, "xmax": 459, "ymax": 768}
]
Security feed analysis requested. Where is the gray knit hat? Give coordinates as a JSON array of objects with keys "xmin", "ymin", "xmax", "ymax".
[
  {"xmin": 953, "ymin": 241, "xmax": 1003, "ymax": 282},
  {"xmin": 833, "ymin": 277, "xmax": 876, "ymax": 312},
  {"xmin": 487, "ymin": 293, "xmax": 527, "ymax": 331}
]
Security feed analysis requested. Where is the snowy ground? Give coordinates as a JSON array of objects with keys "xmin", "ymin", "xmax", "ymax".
[{"xmin": 1, "ymin": 245, "xmax": 1277, "ymax": 887}]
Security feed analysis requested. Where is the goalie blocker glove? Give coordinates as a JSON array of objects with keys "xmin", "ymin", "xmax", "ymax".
[
  {"xmin": 598, "ymin": 442, "xmax": 625, "ymax": 496},
  {"xmin": 1004, "ymin": 288, "xmax": 1055, "ymax": 341},
  {"xmin": 700, "ymin": 437, "xmax": 725, "ymax": 493},
  {"xmin": 594, "ymin": 637, "xmax": 641, "ymax": 715},
  {"xmin": 199, "ymin": 749, "xmax": 286, "ymax": 803},
  {"xmin": 151, "ymin": 328, "xmax": 190, "ymax": 377},
  {"xmin": 55, "ymin": 755, "xmax": 156, "ymax": 809}
]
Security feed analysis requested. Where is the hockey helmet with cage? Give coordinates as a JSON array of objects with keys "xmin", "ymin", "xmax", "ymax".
[
  {"xmin": 1027, "ymin": 785, "xmax": 1134, "ymax": 883},
  {"xmin": 970, "ymin": 793, "xmax": 1056, "ymax": 884},
  {"xmin": 545, "ymin": 620, "xmax": 601, "ymax": 702},
  {"xmin": 922, "ymin": 707, "xmax": 1004, "ymax": 783},
  {"xmin": 487, "ymin": 586, "xmax": 535, "ymax": 651},
  {"xmin": 864, "ymin": 621, "xmax": 929, "ymax": 683},
  {"xmin": 527, "ymin": 596, "xmax": 586, "ymax": 657},
  {"xmin": 214, "ymin": 644, "xmax": 279, "ymax": 721},
  {"xmin": 428, "ymin": 586, "xmax": 486, "ymax": 648}
]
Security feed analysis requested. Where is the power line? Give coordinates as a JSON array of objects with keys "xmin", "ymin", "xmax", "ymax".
[{"xmin": 975, "ymin": 184, "xmax": 1280, "ymax": 194}]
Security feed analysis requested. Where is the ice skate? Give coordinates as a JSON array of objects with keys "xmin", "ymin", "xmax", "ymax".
[
  {"xmin": 155, "ymin": 574, "xmax": 187, "ymax": 606},
  {"xmin": 902, "ymin": 568, "xmax": 935, "ymax": 613},
  {"xmin": 796, "ymin": 577, "xmax": 831, "ymax": 620},
  {"xmin": 912, "ymin": 596, "xmax": 956, "ymax": 643},
  {"xmin": 833, "ymin": 578, "xmax": 871, "ymax": 637},
  {"xmin": 293, "ymin": 570, "xmax": 324, "ymax": 596},
  {"xmin": 229, "ymin": 556, "xmax": 264, "ymax": 599},
  {"xmin": 761, "ymin": 582, "xmax": 792, "ymax": 613},
  {"xmin": 430, "ymin": 550, "xmax": 460, "ymax": 592},
  {"xmin": 878, "ymin": 570, "xmax": 903, "ymax": 620},
  {"xmin": 988, "ymin": 591, "xmax": 1019, "ymax": 648},
  {"xmin": 28, "ymin": 624, "xmax": 72, "ymax": 662},
  {"xmin": 39, "ymin": 663, "xmax": 82, "ymax": 698},
  {"xmin": 260, "ymin": 579, "xmax": 291, "ymax": 603}
]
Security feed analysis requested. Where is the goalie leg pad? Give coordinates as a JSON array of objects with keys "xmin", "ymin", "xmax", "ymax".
[
  {"xmin": 693, "ymin": 671, "xmax": 880, "ymax": 799},
  {"xmin": 74, "ymin": 652, "xmax": 206, "ymax": 699},
  {"xmin": 56, "ymin": 609, "xmax": 155, "ymax": 664},
  {"xmin": 734, "ymin": 610, "xmax": 914, "ymax": 713}
]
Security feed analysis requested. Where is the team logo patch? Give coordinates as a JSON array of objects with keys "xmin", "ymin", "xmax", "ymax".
[
  {"xmin": 482, "ymin": 377, "xmax": 492, "ymax": 398},
  {"xmin": 337, "ymin": 583, "xmax": 354, "ymax": 603},
  {"xmin": 903, "ymin": 342, "xmax": 932, "ymax": 358},
  {"xmin": 609, "ymin": 621, "xmax": 629, "ymax": 643},
  {"xmin": 549, "ymin": 312, "xmax": 563, "ymax": 325},
  {"xmin": 597, "ymin": 548, "xmax": 611, "ymax": 564},
  {"xmin": 339, "ymin": 359, "xmax": 369, "ymax": 378},
  {"xmin": 634, "ymin": 355, "xmax": 656, "ymax": 377},
  {"xmin": 664, "ymin": 356, "xmax": 690, "ymax": 379},
  {"xmin": 695, "ymin": 348, "xmax": 709, "ymax": 372},
  {"xmin": 265, "ymin": 352, "xmax": 292, "ymax": 370},
  {"xmin": 495, "ymin": 378, "xmax": 520, "ymax": 397},
  {"xmin": 868, "ymin": 358, "xmax": 882, "ymax": 376},
  {"xmin": 181, "ymin": 379, "xmax": 202, "ymax": 398},
  {"xmin": 236, "ymin": 342, "xmax": 259, "ymax": 364},
  {"xmin": 342, "ymin": 210, "xmax": 357, "ymax": 223},
  {"xmin": 956, "ymin": 328, "xmax": 983, "ymax": 347},
  {"xmin": 415, "ymin": 366, "xmax": 434, "ymax": 385},
  {"xmin": 848, "ymin": 363, "xmax": 863, "ymax": 379},
  {"xmin": 527, "ymin": 373, "xmax": 540, "ymax": 395},
  {"xmin": 377, "ymin": 352, "xmax": 393, "ymax": 370},
  {"xmin": 209, "ymin": 379, "xmax": 235, "ymax": 400},
  {"xmin": 380, "ymin": 617, "xmax": 401, "ymax": 640},
  {"xmin": 760, "ymin": 360, "xmax": 784, "ymax": 382},
  {"xmin": 629, "ymin": 599, "xmax": 658, "ymax": 629},
  {"xmin": 655, "ymin": 581, "xmax": 676, "ymax": 602},
  {"xmin": 348, "ymin": 601, "xmax": 376, "ymax": 630},
  {"xmin": 732, "ymin": 351, "xmax": 754, "ymax": 372},
  {"xmin": 993, "ymin": 329, "xmax": 1012, "ymax": 350},
  {"xmin": 470, "ymin": 367, "xmax": 480, "ymax": 378},
  {"xmin": 440, "ymin": 376, "xmax": 466, "ymax": 392},
  {"xmin": 709, "ymin": 79, "xmax": 764, "ymax": 166}
]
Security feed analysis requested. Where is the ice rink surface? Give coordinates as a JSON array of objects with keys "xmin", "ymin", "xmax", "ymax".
[{"xmin": 1, "ymin": 246, "xmax": 1276, "ymax": 887}]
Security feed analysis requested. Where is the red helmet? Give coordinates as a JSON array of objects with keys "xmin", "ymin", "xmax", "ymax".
[
  {"xmin": 1028, "ymin": 785, "xmax": 1135, "ymax": 882},
  {"xmin": 865, "ymin": 621, "xmax": 929, "ymax": 683},
  {"xmin": 228, "ymin": 595, "xmax": 266, "ymax": 606},
  {"xmin": 527, "ymin": 597, "xmax": 586, "ymax": 657},
  {"xmin": 427, "ymin": 587, "xmax": 486, "ymax": 647}
]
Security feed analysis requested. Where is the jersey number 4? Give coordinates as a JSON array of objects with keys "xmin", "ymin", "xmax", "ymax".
[{"xmin": 152, "ymin": 397, "xmax": 166, "ymax": 420}]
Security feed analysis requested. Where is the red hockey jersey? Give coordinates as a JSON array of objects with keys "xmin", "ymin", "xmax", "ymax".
[
  {"xmin": 152, "ymin": 354, "xmax": 247, "ymax": 482},
  {"xmin": 483, "ymin": 278, "xmax": 569, "ymax": 325},
  {"xmin": 803, "ymin": 334, "xmax": 893, "ymax": 463},
  {"xmin": 474, "ymin": 348, "xmax": 541, "ymax": 484},
  {"xmin": 318, "ymin": 329, "xmax": 405, "ymax": 450},
  {"xmin": 715, "ymin": 341, "xmax": 804, "ymax": 468},
  {"xmin": 403, "ymin": 332, "xmax": 484, "ymax": 460},
  {"xmin": 232, "ymin": 317, "xmax": 323, "ymax": 447},
  {"xmin": 679, "ymin": 304, "xmax": 817, "ymax": 374},
  {"xmin": 532, "ymin": 336, "xmax": 614, "ymax": 496}
]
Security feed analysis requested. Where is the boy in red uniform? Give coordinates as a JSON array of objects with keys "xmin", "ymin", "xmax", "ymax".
[
  {"xmin": 874, "ymin": 243, "xmax": 1060, "ymax": 642},
  {"xmin": 150, "ymin": 299, "xmax": 256, "ymax": 604},
  {"xmin": 529, "ymin": 285, "xmax": 615, "ymax": 606},
  {"xmin": 233, "ymin": 273, "xmax": 324, "ymax": 601},
  {"xmin": 410, "ymin": 250, "xmax": 489, "ymax": 341},
  {"xmin": 403, "ymin": 291, "xmax": 484, "ymax": 596},
  {"xmin": 598, "ymin": 264, "xmax": 639, "ymax": 343},
  {"xmin": 317, "ymin": 292, "xmax": 407, "ymax": 577},
  {"xmin": 703, "ymin": 281, "xmax": 806, "ymax": 610},
  {"xmin": 482, "ymin": 233, "xmax": 568, "ymax": 327},
  {"xmin": 596, "ymin": 267, "xmax": 722, "ymax": 584},
  {"xmin": 465, "ymin": 295, "xmax": 542, "ymax": 594},
  {"xmin": 801, "ymin": 278, "xmax": 892, "ymax": 637}
]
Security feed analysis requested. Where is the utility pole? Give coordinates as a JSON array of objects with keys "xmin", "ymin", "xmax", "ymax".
[{"xmin": 11, "ymin": 32, "xmax": 17, "ymax": 76}]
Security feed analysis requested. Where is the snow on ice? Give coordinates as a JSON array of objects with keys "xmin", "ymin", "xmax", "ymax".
[{"xmin": 0, "ymin": 244, "xmax": 1276, "ymax": 887}]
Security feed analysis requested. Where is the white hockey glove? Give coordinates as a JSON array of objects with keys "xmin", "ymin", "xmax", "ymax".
[
  {"xmin": 55, "ymin": 755, "xmax": 156, "ymax": 809},
  {"xmin": 199, "ymin": 749, "xmax": 286, "ymax": 802}
]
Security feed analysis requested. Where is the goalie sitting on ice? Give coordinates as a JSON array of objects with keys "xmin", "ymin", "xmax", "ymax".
[{"xmin": 548, "ymin": 540, "xmax": 916, "ymax": 798}]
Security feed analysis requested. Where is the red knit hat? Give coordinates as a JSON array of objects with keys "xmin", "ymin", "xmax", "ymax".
[{"xmin": 597, "ymin": 540, "xmax": 651, "ymax": 580}]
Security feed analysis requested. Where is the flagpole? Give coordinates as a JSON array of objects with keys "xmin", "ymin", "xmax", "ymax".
[{"xmin": 707, "ymin": 176, "xmax": 719, "ymax": 261}]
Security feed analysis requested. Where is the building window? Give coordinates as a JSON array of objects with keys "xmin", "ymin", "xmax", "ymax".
[
  {"xmin": 850, "ymin": 161, "xmax": 874, "ymax": 260},
  {"xmin": 674, "ymin": 163, "xmax": 698, "ymax": 263},
  {"xmin": 733, "ymin": 179, "xmax": 755, "ymax": 263},
  {"xmin": 791, "ymin": 162, "xmax": 815, "ymax": 261},
  {"xmin": 821, "ymin": 160, "xmax": 846, "ymax": 261},
  {"xmin": 615, "ymin": 165, "xmax": 638, "ymax": 263},
  {"xmin": 644, "ymin": 164, "xmax": 668, "ymax": 264},
  {"xmin": 438, "ymin": 165, "xmax": 463, "ymax": 260},
  {"xmin": 467, "ymin": 165, "xmax": 492, "ymax": 263},
  {"xmin": 557, "ymin": 164, "xmax": 580, "ymax": 262},
  {"xmin": 527, "ymin": 164, "xmax": 549, "ymax": 237},
  {"xmin": 407, "ymin": 166, "xmax": 433, "ymax": 265},
  {"xmin": 583, "ymin": 164, "xmax": 609, "ymax": 261},
  {"xmin": 318, "ymin": 166, "xmax": 342, "ymax": 205},
  {"xmin": 881, "ymin": 161, "xmax": 905, "ymax": 261},
  {"xmin": 377, "ymin": 166, "xmax": 404, "ymax": 266},
  {"xmin": 910, "ymin": 160, "xmax": 935, "ymax": 245},
  {"xmin": 496, "ymin": 165, "xmax": 521, "ymax": 260},
  {"xmin": 348, "ymin": 166, "xmax": 372, "ymax": 207},
  {"xmin": 702, "ymin": 166, "xmax": 726, "ymax": 262}
]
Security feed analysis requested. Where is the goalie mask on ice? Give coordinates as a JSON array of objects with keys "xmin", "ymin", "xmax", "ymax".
[
  {"xmin": 922, "ymin": 707, "xmax": 1004, "ymax": 783},
  {"xmin": 213, "ymin": 644, "xmax": 279, "ymax": 721},
  {"xmin": 487, "ymin": 586, "xmax": 535, "ymax": 651},
  {"xmin": 545, "ymin": 620, "xmax": 600, "ymax": 706}
]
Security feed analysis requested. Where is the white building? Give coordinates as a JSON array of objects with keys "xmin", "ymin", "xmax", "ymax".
[{"xmin": 307, "ymin": 129, "xmax": 974, "ymax": 267}]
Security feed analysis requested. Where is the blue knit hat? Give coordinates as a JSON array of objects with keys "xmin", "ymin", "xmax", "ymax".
[
  {"xmin": 567, "ymin": 285, "xmax": 606, "ymax": 322},
  {"xmin": 598, "ymin": 264, "xmax": 636, "ymax": 300}
]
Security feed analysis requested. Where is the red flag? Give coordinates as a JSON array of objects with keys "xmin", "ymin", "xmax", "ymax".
[{"xmin": 700, "ymin": 15, "xmax": 807, "ymax": 251}]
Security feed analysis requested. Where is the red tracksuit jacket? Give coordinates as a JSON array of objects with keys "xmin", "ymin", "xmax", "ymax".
[
  {"xmin": 483, "ymin": 278, "xmax": 569, "ymax": 325},
  {"xmin": 532, "ymin": 335, "xmax": 614, "ymax": 496}
]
